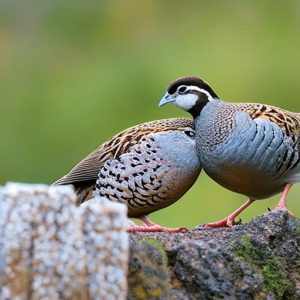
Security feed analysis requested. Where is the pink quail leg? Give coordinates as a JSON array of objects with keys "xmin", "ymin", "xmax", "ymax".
[
  {"xmin": 203, "ymin": 199, "xmax": 255, "ymax": 228},
  {"xmin": 139, "ymin": 215, "xmax": 157, "ymax": 227},
  {"xmin": 127, "ymin": 215, "xmax": 188, "ymax": 233},
  {"xmin": 274, "ymin": 183, "xmax": 294, "ymax": 216}
]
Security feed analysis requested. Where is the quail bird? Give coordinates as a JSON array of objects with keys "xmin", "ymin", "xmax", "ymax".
[
  {"xmin": 159, "ymin": 76, "xmax": 299, "ymax": 227},
  {"xmin": 54, "ymin": 118, "xmax": 201, "ymax": 232}
]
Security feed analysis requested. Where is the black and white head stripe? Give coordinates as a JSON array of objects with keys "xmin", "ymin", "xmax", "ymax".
[
  {"xmin": 167, "ymin": 76, "xmax": 219, "ymax": 99},
  {"xmin": 175, "ymin": 85, "xmax": 216, "ymax": 102}
]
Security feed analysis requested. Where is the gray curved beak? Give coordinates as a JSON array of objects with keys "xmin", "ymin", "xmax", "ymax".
[{"xmin": 159, "ymin": 93, "xmax": 175, "ymax": 107}]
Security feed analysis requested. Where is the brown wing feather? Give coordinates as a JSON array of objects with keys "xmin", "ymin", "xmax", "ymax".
[
  {"xmin": 53, "ymin": 147, "xmax": 106, "ymax": 185},
  {"xmin": 53, "ymin": 118, "xmax": 193, "ymax": 186},
  {"xmin": 238, "ymin": 103, "xmax": 300, "ymax": 137}
]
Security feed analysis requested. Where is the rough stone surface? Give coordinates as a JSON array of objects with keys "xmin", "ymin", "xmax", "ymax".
[
  {"xmin": 0, "ymin": 183, "xmax": 128, "ymax": 300},
  {"xmin": 128, "ymin": 210, "xmax": 300, "ymax": 300}
]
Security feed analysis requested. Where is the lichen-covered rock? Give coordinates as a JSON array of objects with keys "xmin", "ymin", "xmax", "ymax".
[
  {"xmin": 81, "ymin": 199, "xmax": 129, "ymax": 299},
  {"xmin": 128, "ymin": 239, "xmax": 171, "ymax": 300},
  {"xmin": 129, "ymin": 210, "xmax": 300, "ymax": 300},
  {"xmin": 0, "ymin": 183, "xmax": 129, "ymax": 300}
]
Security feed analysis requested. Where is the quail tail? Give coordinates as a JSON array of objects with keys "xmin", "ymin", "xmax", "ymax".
[{"xmin": 128, "ymin": 215, "xmax": 188, "ymax": 233}]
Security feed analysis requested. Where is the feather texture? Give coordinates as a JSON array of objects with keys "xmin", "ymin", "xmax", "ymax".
[
  {"xmin": 161, "ymin": 75, "xmax": 300, "ymax": 200},
  {"xmin": 54, "ymin": 118, "xmax": 201, "ymax": 217},
  {"xmin": 54, "ymin": 118, "xmax": 193, "ymax": 186}
]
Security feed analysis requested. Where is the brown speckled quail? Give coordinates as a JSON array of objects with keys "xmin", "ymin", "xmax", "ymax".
[{"xmin": 54, "ymin": 118, "xmax": 201, "ymax": 232}]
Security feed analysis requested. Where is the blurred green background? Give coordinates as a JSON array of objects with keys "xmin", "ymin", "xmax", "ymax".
[{"xmin": 1, "ymin": 0, "xmax": 300, "ymax": 228}]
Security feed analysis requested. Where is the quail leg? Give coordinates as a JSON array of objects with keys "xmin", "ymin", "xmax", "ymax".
[
  {"xmin": 203, "ymin": 199, "xmax": 255, "ymax": 228},
  {"xmin": 127, "ymin": 215, "xmax": 188, "ymax": 233},
  {"xmin": 274, "ymin": 183, "xmax": 294, "ymax": 216}
]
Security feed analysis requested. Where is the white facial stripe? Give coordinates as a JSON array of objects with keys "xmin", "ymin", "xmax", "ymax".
[
  {"xmin": 170, "ymin": 84, "xmax": 214, "ymax": 112},
  {"xmin": 173, "ymin": 93, "xmax": 198, "ymax": 111},
  {"xmin": 186, "ymin": 86, "xmax": 214, "ymax": 101}
]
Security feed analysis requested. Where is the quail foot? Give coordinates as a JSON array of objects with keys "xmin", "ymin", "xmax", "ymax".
[
  {"xmin": 54, "ymin": 118, "xmax": 201, "ymax": 233},
  {"xmin": 159, "ymin": 76, "xmax": 298, "ymax": 227}
]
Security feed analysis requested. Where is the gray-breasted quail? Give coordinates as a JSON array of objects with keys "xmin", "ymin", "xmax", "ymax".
[
  {"xmin": 160, "ymin": 76, "xmax": 299, "ymax": 227},
  {"xmin": 54, "ymin": 118, "xmax": 201, "ymax": 232}
]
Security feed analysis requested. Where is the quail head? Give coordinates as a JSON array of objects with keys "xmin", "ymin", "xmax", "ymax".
[
  {"xmin": 159, "ymin": 76, "xmax": 299, "ymax": 227},
  {"xmin": 54, "ymin": 118, "xmax": 201, "ymax": 233}
]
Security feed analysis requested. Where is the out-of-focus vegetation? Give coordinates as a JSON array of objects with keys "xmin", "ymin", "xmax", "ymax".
[{"xmin": 1, "ymin": 0, "xmax": 300, "ymax": 227}]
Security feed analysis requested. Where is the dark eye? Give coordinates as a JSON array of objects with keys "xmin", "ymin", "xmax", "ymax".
[
  {"xmin": 184, "ymin": 130, "xmax": 195, "ymax": 138},
  {"xmin": 178, "ymin": 86, "xmax": 188, "ymax": 94}
]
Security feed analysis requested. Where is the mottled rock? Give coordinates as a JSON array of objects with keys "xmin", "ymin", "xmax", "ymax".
[
  {"xmin": 0, "ymin": 183, "xmax": 128, "ymax": 300},
  {"xmin": 81, "ymin": 198, "xmax": 129, "ymax": 299},
  {"xmin": 129, "ymin": 211, "xmax": 300, "ymax": 300}
]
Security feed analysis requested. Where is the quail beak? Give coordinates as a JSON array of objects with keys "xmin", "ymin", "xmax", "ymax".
[{"xmin": 159, "ymin": 93, "xmax": 175, "ymax": 107}]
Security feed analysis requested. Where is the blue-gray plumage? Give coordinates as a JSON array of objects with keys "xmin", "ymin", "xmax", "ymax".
[
  {"xmin": 196, "ymin": 101, "xmax": 300, "ymax": 199},
  {"xmin": 159, "ymin": 76, "xmax": 299, "ymax": 227}
]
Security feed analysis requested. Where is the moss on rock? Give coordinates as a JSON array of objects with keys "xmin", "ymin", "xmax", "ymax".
[
  {"xmin": 232, "ymin": 234, "xmax": 265, "ymax": 261},
  {"xmin": 262, "ymin": 258, "xmax": 292, "ymax": 298},
  {"xmin": 129, "ymin": 211, "xmax": 300, "ymax": 299},
  {"xmin": 128, "ymin": 239, "xmax": 172, "ymax": 299}
]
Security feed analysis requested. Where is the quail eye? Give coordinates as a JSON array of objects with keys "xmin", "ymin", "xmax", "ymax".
[
  {"xmin": 184, "ymin": 130, "xmax": 195, "ymax": 138},
  {"xmin": 178, "ymin": 86, "xmax": 188, "ymax": 94}
]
